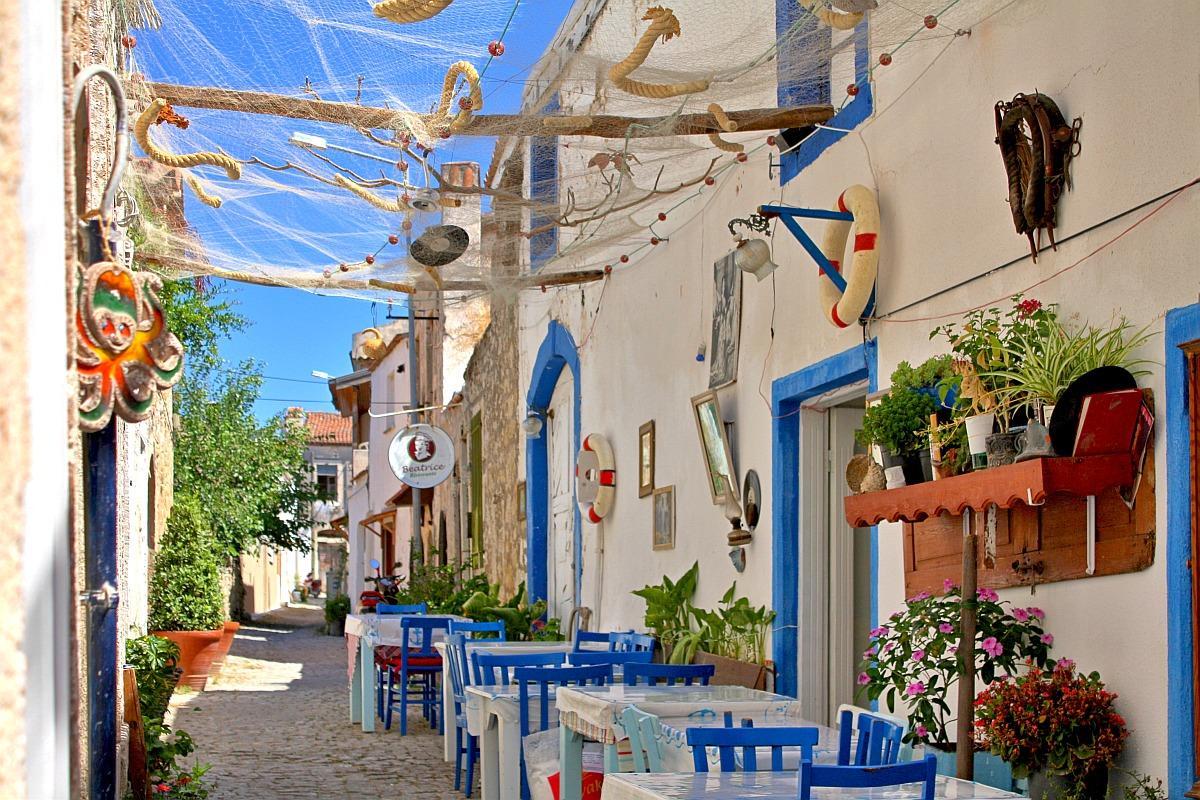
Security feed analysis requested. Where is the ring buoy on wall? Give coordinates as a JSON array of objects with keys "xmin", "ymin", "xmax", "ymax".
[
  {"xmin": 576, "ymin": 433, "xmax": 616, "ymax": 523},
  {"xmin": 817, "ymin": 184, "xmax": 880, "ymax": 328}
]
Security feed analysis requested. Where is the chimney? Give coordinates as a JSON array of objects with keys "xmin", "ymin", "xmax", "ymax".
[{"xmin": 443, "ymin": 161, "xmax": 479, "ymax": 189}]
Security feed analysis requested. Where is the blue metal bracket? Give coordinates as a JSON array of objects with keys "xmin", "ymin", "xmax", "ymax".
[{"xmin": 758, "ymin": 204, "xmax": 852, "ymax": 293}]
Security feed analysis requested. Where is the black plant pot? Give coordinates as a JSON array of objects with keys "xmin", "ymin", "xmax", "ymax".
[
  {"xmin": 917, "ymin": 449, "xmax": 934, "ymax": 483},
  {"xmin": 883, "ymin": 450, "xmax": 928, "ymax": 486}
]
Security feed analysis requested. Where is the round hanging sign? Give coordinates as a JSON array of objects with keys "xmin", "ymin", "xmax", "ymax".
[{"xmin": 388, "ymin": 423, "xmax": 455, "ymax": 488}]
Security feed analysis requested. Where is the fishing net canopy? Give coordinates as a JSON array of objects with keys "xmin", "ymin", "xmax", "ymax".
[{"xmin": 121, "ymin": 0, "xmax": 1013, "ymax": 303}]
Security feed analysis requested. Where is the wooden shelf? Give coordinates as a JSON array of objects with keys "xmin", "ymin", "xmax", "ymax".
[{"xmin": 843, "ymin": 454, "xmax": 1135, "ymax": 528}]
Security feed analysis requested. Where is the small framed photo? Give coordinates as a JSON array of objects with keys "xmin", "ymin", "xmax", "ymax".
[
  {"xmin": 652, "ymin": 485, "xmax": 675, "ymax": 550},
  {"xmin": 638, "ymin": 420, "xmax": 655, "ymax": 498},
  {"xmin": 516, "ymin": 480, "xmax": 527, "ymax": 521}
]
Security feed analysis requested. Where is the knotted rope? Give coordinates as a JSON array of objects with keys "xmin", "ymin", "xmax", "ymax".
[
  {"xmin": 609, "ymin": 7, "xmax": 710, "ymax": 99},
  {"xmin": 134, "ymin": 98, "xmax": 242, "ymax": 179},
  {"xmin": 372, "ymin": 0, "xmax": 454, "ymax": 24}
]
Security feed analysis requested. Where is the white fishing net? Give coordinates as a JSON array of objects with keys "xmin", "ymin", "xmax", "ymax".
[{"xmin": 118, "ymin": 0, "xmax": 1013, "ymax": 302}]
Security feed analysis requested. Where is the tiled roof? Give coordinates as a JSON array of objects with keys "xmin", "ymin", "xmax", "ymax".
[{"xmin": 303, "ymin": 411, "xmax": 352, "ymax": 445}]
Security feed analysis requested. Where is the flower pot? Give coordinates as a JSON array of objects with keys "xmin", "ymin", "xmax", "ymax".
[
  {"xmin": 152, "ymin": 629, "xmax": 224, "ymax": 690},
  {"xmin": 985, "ymin": 431, "xmax": 1020, "ymax": 468},
  {"xmin": 330, "ymin": 617, "xmax": 346, "ymax": 637},
  {"xmin": 1025, "ymin": 766, "xmax": 1108, "ymax": 800},
  {"xmin": 916, "ymin": 449, "xmax": 934, "ymax": 483},
  {"xmin": 691, "ymin": 650, "xmax": 767, "ymax": 690},
  {"xmin": 965, "ymin": 413, "xmax": 996, "ymax": 469},
  {"xmin": 882, "ymin": 450, "xmax": 927, "ymax": 487},
  {"xmin": 926, "ymin": 744, "xmax": 1017, "ymax": 793}
]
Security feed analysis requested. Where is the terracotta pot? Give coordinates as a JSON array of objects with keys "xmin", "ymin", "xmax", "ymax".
[
  {"xmin": 152, "ymin": 629, "xmax": 223, "ymax": 688},
  {"xmin": 692, "ymin": 650, "xmax": 767, "ymax": 690}
]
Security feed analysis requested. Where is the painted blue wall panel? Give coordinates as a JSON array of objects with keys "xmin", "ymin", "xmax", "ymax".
[{"xmin": 529, "ymin": 98, "xmax": 561, "ymax": 270}]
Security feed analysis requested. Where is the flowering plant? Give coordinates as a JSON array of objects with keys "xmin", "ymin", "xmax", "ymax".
[
  {"xmin": 974, "ymin": 659, "xmax": 1128, "ymax": 786},
  {"xmin": 856, "ymin": 582, "xmax": 1053, "ymax": 746},
  {"xmin": 149, "ymin": 763, "xmax": 212, "ymax": 798}
]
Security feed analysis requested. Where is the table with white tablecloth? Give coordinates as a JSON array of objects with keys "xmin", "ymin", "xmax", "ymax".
[
  {"xmin": 648, "ymin": 705, "xmax": 838, "ymax": 772},
  {"xmin": 600, "ymin": 772, "xmax": 1022, "ymax": 800},
  {"xmin": 464, "ymin": 684, "xmax": 558, "ymax": 800}
]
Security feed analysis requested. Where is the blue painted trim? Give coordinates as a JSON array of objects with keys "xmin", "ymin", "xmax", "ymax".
[
  {"xmin": 771, "ymin": 341, "xmax": 878, "ymax": 698},
  {"xmin": 1167, "ymin": 302, "xmax": 1200, "ymax": 799},
  {"xmin": 529, "ymin": 97, "xmax": 561, "ymax": 270},
  {"xmin": 779, "ymin": 22, "xmax": 872, "ymax": 185},
  {"xmin": 525, "ymin": 320, "xmax": 583, "ymax": 609}
]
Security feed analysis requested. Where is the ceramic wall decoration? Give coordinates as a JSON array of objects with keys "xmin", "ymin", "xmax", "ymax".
[{"xmin": 742, "ymin": 470, "xmax": 761, "ymax": 530}]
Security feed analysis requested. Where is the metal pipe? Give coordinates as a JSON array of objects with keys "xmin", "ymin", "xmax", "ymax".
[{"xmin": 406, "ymin": 272, "xmax": 424, "ymax": 567}]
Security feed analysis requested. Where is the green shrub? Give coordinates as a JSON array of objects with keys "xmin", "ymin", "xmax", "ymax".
[
  {"xmin": 324, "ymin": 594, "xmax": 351, "ymax": 625},
  {"xmin": 149, "ymin": 495, "xmax": 225, "ymax": 632},
  {"xmin": 126, "ymin": 634, "xmax": 181, "ymax": 724},
  {"xmin": 857, "ymin": 389, "xmax": 937, "ymax": 455}
]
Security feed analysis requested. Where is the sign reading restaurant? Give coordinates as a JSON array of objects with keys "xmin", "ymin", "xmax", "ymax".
[{"xmin": 388, "ymin": 423, "xmax": 456, "ymax": 489}]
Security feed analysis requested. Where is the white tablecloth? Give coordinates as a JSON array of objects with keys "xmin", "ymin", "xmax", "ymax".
[
  {"xmin": 649, "ymin": 705, "xmax": 837, "ymax": 772},
  {"xmin": 344, "ymin": 613, "xmax": 468, "ymax": 679},
  {"xmin": 600, "ymin": 773, "xmax": 1022, "ymax": 800},
  {"xmin": 555, "ymin": 685, "xmax": 793, "ymax": 745}
]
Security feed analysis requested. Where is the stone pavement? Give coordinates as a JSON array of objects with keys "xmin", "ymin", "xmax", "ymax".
[{"xmin": 170, "ymin": 604, "xmax": 467, "ymax": 799}]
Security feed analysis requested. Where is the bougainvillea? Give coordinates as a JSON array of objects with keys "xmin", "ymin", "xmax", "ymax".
[{"xmin": 974, "ymin": 659, "xmax": 1128, "ymax": 786}]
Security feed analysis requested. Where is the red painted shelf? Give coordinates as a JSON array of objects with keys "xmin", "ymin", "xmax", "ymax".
[{"xmin": 843, "ymin": 454, "xmax": 1135, "ymax": 528}]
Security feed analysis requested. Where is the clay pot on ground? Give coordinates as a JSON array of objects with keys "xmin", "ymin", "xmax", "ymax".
[
  {"xmin": 152, "ymin": 628, "xmax": 223, "ymax": 689},
  {"xmin": 692, "ymin": 650, "xmax": 768, "ymax": 690}
]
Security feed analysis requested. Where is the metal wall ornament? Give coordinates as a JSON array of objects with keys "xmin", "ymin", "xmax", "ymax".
[{"xmin": 74, "ymin": 65, "xmax": 184, "ymax": 433}]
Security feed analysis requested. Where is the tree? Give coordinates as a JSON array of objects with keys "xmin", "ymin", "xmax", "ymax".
[{"xmin": 148, "ymin": 493, "xmax": 224, "ymax": 631}]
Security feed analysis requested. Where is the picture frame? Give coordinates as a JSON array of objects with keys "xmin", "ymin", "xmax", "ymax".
[
  {"xmin": 691, "ymin": 390, "xmax": 739, "ymax": 506},
  {"xmin": 708, "ymin": 251, "xmax": 743, "ymax": 389},
  {"xmin": 516, "ymin": 480, "xmax": 527, "ymax": 521},
  {"xmin": 638, "ymin": 420, "xmax": 655, "ymax": 498},
  {"xmin": 652, "ymin": 485, "xmax": 676, "ymax": 550}
]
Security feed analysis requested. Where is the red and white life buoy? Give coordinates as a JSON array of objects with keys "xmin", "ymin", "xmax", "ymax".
[
  {"xmin": 818, "ymin": 184, "xmax": 880, "ymax": 328},
  {"xmin": 576, "ymin": 433, "xmax": 616, "ymax": 523}
]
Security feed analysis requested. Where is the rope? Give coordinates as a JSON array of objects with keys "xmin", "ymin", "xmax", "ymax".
[
  {"xmin": 134, "ymin": 99, "xmax": 242, "ymax": 179},
  {"xmin": 333, "ymin": 174, "xmax": 413, "ymax": 212},
  {"xmin": 609, "ymin": 7, "xmax": 710, "ymax": 99},
  {"xmin": 706, "ymin": 103, "xmax": 743, "ymax": 151},
  {"xmin": 372, "ymin": 0, "xmax": 453, "ymax": 24},
  {"xmin": 184, "ymin": 175, "xmax": 222, "ymax": 208},
  {"xmin": 430, "ymin": 61, "xmax": 483, "ymax": 135},
  {"xmin": 799, "ymin": 0, "xmax": 864, "ymax": 30}
]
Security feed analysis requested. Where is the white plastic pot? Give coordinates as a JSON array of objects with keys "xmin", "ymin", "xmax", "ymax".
[{"xmin": 965, "ymin": 413, "xmax": 996, "ymax": 456}]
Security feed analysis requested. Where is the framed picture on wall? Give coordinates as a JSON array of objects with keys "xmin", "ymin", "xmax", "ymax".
[
  {"xmin": 652, "ymin": 485, "xmax": 675, "ymax": 550},
  {"xmin": 691, "ymin": 390, "xmax": 739, "ymax": 506},
  {"xmin": 516, "ymin": 480, "xmax": 527, "ymax": 521},
  {"xmin": 638, "ymin": 420, "xmax": 655, "ymax": 498},
  {"xmin": 709, "ymin": 251, "xmax": 742, "ymax": 389}
]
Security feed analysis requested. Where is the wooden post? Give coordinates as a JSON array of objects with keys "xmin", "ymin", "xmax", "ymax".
[{"xmin": 957, "ymin": 508, "xmax": 977, "ymax": 780}]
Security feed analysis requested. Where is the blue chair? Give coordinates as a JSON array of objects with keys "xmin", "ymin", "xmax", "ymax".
[
  {"xmin": 685, "ymin": 725, "xmax": 819, "ymax": 772},
  {"xmin": 837, "ymin": 709, "xmax": 905, "ymax": 766},
  {"xmin": 515, "ymin": 664, "xmax": 612, "ymax": 800},
  {"xmin": 611, "ymin": 632, "xmax": 656, "ymax": 654},
  {"xmin": 385, "ymin": 616, "xmax": 450, "ymax": 734},
  {"xmin": 449, "ymin": 619, "xmax": 507, "ymax": 640},
  {"xmin": 444, "ymin": 634, "xmax": 479, "ymax": 796},
  {"xmin": 572, "ymin": 629, "xmax": 620, "ymax": 651},
  {"xmin": 472, "ymin": 650, "xmax": 565, "ymax": 685},
  {"xmin": 799, "ymin": 754, "xmax": 938, "ymax": 800},
  {"xmin": 566, "ymin": 650, "xmax": 654, "ymax": 667},
  {"xmin": 620, "ymin": 707, "xmax": 665, "ymax": 773},
  {"xmin": 624, "ymin": 663, "xmax": 715, "ymax": 686},
  {"xmin": 376, "ymin": 602, "xmax": 428, "ymax": 615}
]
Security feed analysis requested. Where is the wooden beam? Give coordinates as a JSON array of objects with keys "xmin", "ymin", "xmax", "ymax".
[{"xmin": 146, "ymin": 82, "xmax": 834, "ymax": 139}]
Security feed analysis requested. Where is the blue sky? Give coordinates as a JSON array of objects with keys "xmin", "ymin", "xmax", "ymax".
[{"xmin": 137, "ymin": 0, "xmax": 574, "ymax": 417}]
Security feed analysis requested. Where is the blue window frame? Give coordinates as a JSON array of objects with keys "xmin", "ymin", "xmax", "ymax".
[
  {"xmin": 775, "ymin": 6, "xmax": 872, "ymax": 185},
  {"xmin": 529, "ymin": 97, "xmax": 561, "ymax": 270}
]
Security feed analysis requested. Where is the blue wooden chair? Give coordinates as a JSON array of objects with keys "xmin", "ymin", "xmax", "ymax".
[
  {"xmin": 624, "ymin": 663, "xmax": 715, "ymax": 687},
  {"xmin": 372, "ymin": 602, "xmax": 429, "ymax": 719},
  {"xmin": 385, "ymin": 616, "xmax": 450, "ymax": 734},
  {"xmin": 472, "ymin": 650, "xmax": 564, "ymax": 685},
  {"xmin": 799, "ymin": 754, "xmax": 938, "ymax": 800},
  {"xmin": 515, "ymin": 664, "xmax": 612, "ymax": 800},
  {"xmin": 449, "ymin": 619, "xmax": 507, "ymax": 640},
  {"xmin": 620, "ymin": 707, "xmax": 665, "ymax": 773},
  {"xmin": 836, "ymin": 709, "xmax": 905, "ymax": 766},
  {"xmin": 611, "ymin": 632, "xmax": 656, "ymax": 654},
  {"xmin": 685, "ymin": 725, "xmax": 819, "ymax": 772},
  {"xmin": 444, "ymin": 634, "xmax": 479, "ymax": 796},
  {"xmin": 376, "ymin": 602, "xmax": 428, "ymax": 615},
  {"xmin": 572, "ymin": 629, "xmax": 620, "ymax": 651},
  {"xmin": 566, "ymin": 650, "xmax": 654, "ymax": 667}
]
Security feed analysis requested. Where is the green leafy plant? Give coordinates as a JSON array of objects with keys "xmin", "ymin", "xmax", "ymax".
[
  {"xmin": 975, "ymin": 659, "xmax": 1127, "ymax": 789},
  {"xmin": 461, "ymin": 581, "xmax": 563, "ymax": 641},
  {"xmin": 856, "ymin": 582, "xmax": 1053, "ymax": 746},
  {"xmin": 1115, "ymin": 771, "xmax": 1167, "ymax": 800},
  {"xmin": 632, "ymin": 562, "xmax": 699, "ymax": 656},
  {"xmin": 856, "ymin": 389, "xmax": 937, "ymax": 456},
  {"xmin": 126, "ymin": 634, "xmax": 182, "ymax": 724},
  {"xmin": 394, "ymin": 551, "xmax": 491, "ymax": 614},
  {"xmin": 148, "ymin": 763, "xmax": 213, "ymax": 798},
  {"xmin": 149, "ymin": 495, "xmax": 225, "ymax": 632},
  {"xmin": 324, "ymin": 594, "xmax": 351, "ymax": 628},
  {"xmin": 891, "ymin": 355, "xmax": 955, "ymax": 394}
]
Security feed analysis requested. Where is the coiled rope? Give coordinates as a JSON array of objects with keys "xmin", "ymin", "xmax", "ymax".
[
  {"xmin": 134, "ymin": 98, "xmax": 242, "ymax": 179},
  {"xmin": 372, "ymin": 0, "xmax": 454, "ymax": 24},
  {"xmin": 609, "ymin": 7, "xmax": 710, "ymax": 99}
]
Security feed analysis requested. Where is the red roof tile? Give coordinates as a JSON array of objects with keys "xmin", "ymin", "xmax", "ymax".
[{"xmin": 303, "ymin": 411, "xmax": 352, "ymax": 445}]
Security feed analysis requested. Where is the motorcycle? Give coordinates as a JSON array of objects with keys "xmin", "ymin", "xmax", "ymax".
[{"xmin": 359, "ymin": 558, "xmax": 402, "ymax": 612}]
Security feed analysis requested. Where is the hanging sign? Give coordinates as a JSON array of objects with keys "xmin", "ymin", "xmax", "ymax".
[{"xmin": 388, "ymin": 423, "xmax": 455, "ymax": 488}]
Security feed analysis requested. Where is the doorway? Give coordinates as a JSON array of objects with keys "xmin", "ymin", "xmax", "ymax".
[{"xmin": 547, "ymin": 370, "xmax": 576, "ymax": 623}]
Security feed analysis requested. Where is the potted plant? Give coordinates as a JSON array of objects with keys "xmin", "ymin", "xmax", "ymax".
[
  {"xmin": 325, "ymin": 593, "xmax": 352, "ymax": 636},
  {"xmin": 857, "ymin": 582, "xmax": 1053, "ymax": 787},
  {"xmin": 857, "ymin": 388, "xmax": 937, "ymax": 486},
  {"xmin": 891, "ymin": 355, "xmax": 958, "ymax": 415},
  {"xmin": 150, "ymin": 494, "xmax": 227, "ymax": 687},
  {"xmin": 975, "ymin": 658, "xmax": 1128, "ymax": 800},
  {"xmin": 632, "ymin": 561, "xmax": 699, "ymax": 661}
]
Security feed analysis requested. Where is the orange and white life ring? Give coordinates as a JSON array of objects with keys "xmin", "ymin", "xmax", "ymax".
[
  {"xmin": 818, "ymin": 185, "xmax": 880, "ymax": 328},
  {"xmin": 576, "ymin": 433, "xmax": 615, "ymax": 523}
]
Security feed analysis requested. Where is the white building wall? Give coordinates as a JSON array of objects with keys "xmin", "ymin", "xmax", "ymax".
[{"xmin": 518, "ymin": 0, "xmax": 1199, "ymax": 782}]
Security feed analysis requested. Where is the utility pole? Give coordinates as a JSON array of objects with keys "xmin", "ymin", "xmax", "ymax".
[{"xmin": 407, "ymin": 248, "xmax": 424, "ymax": 568}]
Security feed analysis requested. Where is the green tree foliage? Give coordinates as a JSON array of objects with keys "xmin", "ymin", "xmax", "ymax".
[
  {"xmin": 149, "ymin": 494, "xmax": 225, "ymax": 631},
  {"xmin": 159, "ymin": 280, "xmax": 316, "ymax": 558}
]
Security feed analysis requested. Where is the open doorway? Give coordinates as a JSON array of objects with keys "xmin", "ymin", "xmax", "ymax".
[{"xmin": 546, "ymin": 369, "xmax": 576, "ymax": 623}]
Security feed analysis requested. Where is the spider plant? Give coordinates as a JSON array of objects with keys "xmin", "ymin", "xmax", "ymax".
[{"xmin": 982, "ymin": 317, "xmax": 1156, "ymax": 415}]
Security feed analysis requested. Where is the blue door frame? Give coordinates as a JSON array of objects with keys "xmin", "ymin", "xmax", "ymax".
[
  {"xmin": 771, "ymin": 340, "xmax": 878, "ymax": 698},
  {"xmin": 1167, "ymin": 302, "xmax": 1200, "ymax": 798},
  {"xmin": 526, "ymin": 320, "xmax": 583, "ymax": 609}
]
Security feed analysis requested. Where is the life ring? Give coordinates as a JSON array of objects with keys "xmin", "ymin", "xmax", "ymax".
[
  {"xmin": 576, "ymin": 434, "xmax": 616, "ymax": 523},
  {"xmin": 817, "ymin": 184, "xmax": 879, "ymax": 327}
]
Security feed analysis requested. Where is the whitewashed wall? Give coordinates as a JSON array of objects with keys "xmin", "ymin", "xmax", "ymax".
[{"xmin": 517, "ymin": 0, "xmax": 1200, "ymax": 782}]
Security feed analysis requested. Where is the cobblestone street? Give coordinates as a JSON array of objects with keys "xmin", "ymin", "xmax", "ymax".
[{"xmin": 170, "ymin": 605, "xmax": 465, "ymax": 799}]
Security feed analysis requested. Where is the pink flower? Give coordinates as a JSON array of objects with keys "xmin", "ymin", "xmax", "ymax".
[
  {"xmin": 906, "ymin": 681, "xmax": 925, "ymax": 696},
  {"xmin": 1055, "ymin": 657, "xmax": 1075, "ymax": 672},
  {"xmin": 870, "ymin": 626, "xmax": 889, "ymax": 639},
  {"xmin": 914, "ymin": 724, "xmax": 928, "ymax": 739},
  {"xmin": 943, "ymin": 578, "xmax": 958, "ymax": 593},
  {"xmin": 857, "ymin": 672, "xmax": 871, "ymax": 686},
  {"xmin": 981, "ymin": 637, "xmax": 1004, "ymax": 658},
  {"xmin": 883, "ymin": 641, "xmax": 897, "ymax": 653},
  {"xmin": 976, "ymin": 587, "xmax": 999, "ymax": 602},
  {"xmin": 1040, "ymin": 633, "xmax": 1054, "ymax": 645},
  {"xmin": 939, "ymin": 623, "xmax": 954, "ymax": 634},
  {"xmin": 911, "ymin": 649, "xmax": 925, "ymax": 662},
  {"xmin": 908, "ymin": 591, "xmax": 931, "ymax": 603},
  {"xmin": 863, "ymin": 644, "xmax": 878, "ymax": 658},
  {"xmin": 1011, "ymin": 607, "xmax": 1029, "ymax": 622},
  {"xmin": 1026, "ymin": 607, "xmax": 1045, "ymax": 620},
  {"xmin": 948, "ymin": 643, "xmax": 958, "ymax": 654}
]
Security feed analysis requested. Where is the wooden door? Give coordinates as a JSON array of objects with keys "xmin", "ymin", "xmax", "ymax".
[
  {"xmin": 547, "ymin": 371, "xmax": 576, "ymax": 623},
  {"xmin": 827, "ymin": 407, "xmax": 866, "ymax": 724}
]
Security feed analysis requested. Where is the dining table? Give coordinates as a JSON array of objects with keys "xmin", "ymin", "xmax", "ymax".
[
  {"xmin": 554, "ymin": 684, "xmax": 796, "ymax": 800},
  {"xmin": 599, "ymin": 772, "xmax": 1022, "ymax": 800},
  {"xmin": 648, "ymin": 705, "xmax": 838, "ymax": 772},
  {"xmin": 464, "ymin": 683, "xmax": 556, "ymax": 800}
]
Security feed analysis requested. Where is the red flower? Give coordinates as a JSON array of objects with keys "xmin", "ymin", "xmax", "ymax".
[{"xmin": 1017, "ymin": 298, "xmax": 1043, "ymax": 318}]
